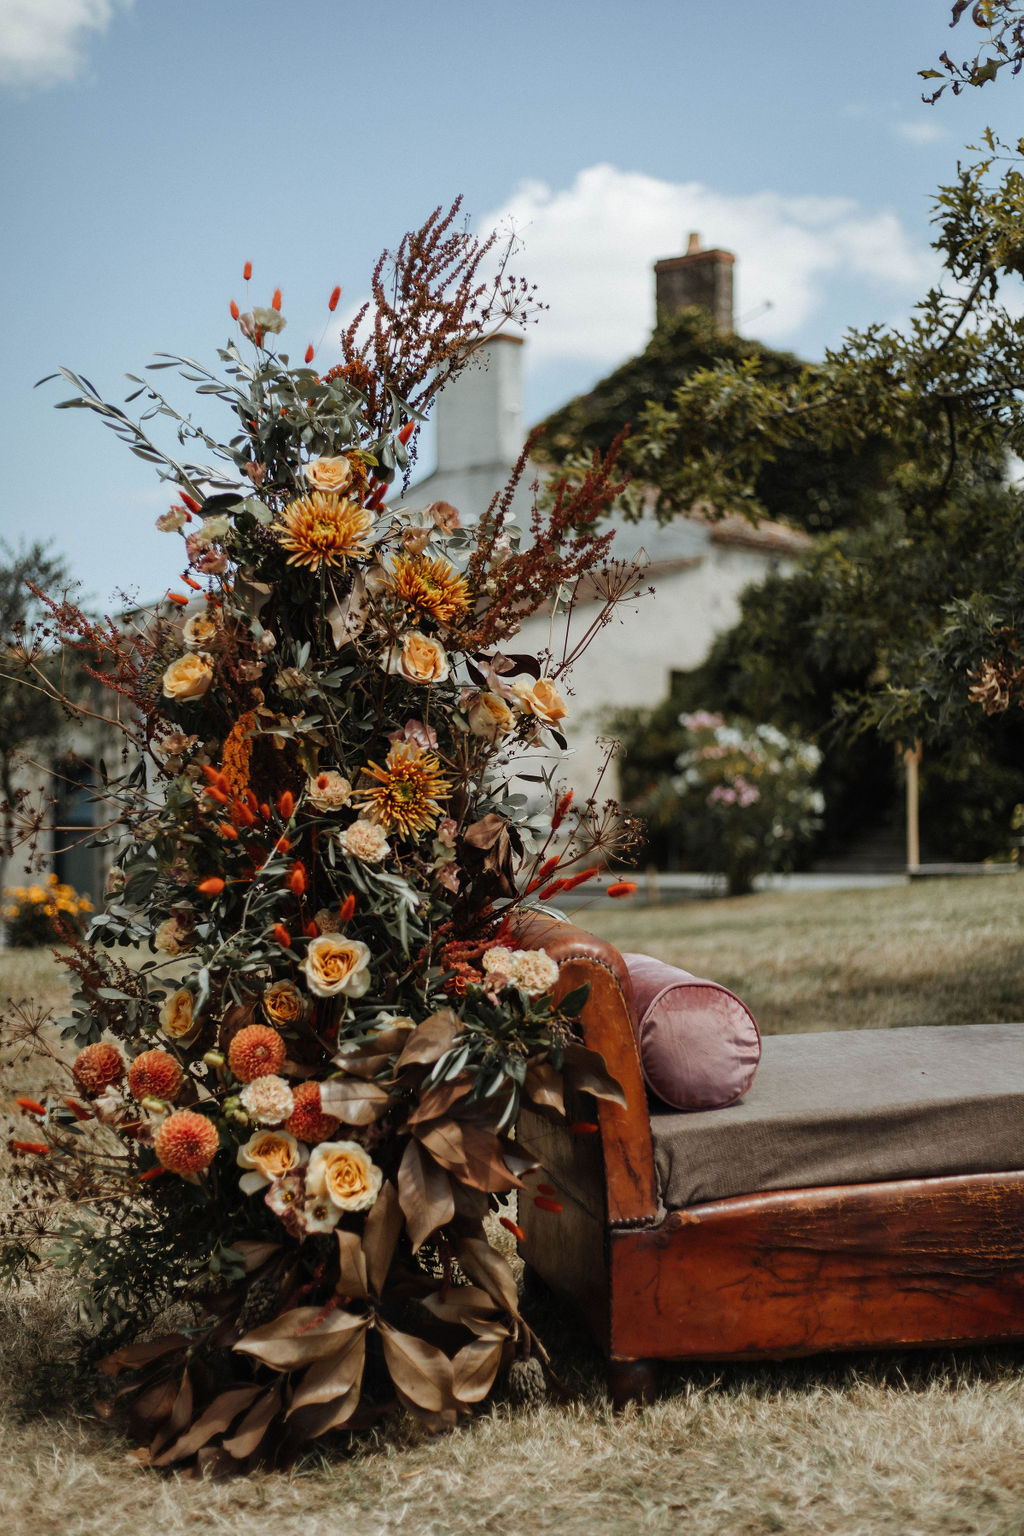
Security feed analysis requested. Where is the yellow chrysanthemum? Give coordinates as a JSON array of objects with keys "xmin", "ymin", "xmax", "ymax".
[
  {"xmin": 274, "ymin": 492, "xmax": 374, "ymax": 572},
  {"xmin": 385, "ymin": 554, "xmax": 471, "ymax": 626},
  {"xmin": 353, "ymin": 741, "xmax": 452, "ymax": 838}
]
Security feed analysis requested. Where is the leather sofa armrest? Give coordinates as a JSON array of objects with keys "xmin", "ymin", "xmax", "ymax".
[{"xmin": 510, "ymin": 911, "xmax": 659, "ymax": 1226}]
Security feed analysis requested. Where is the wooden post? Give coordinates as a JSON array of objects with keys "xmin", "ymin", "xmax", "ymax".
[{"xmin": 904, "ymin": 741, "xmax": 922, "ymax": 872}]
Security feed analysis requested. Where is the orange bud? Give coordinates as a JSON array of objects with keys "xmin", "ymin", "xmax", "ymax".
[
  {"xmin": 304, "ymin": 344, "xmax": 314, "ymax": 364},
  {"xmin": 560, "ymin": 867, "xmax": 601, "ymax": 892},
  {"xmin": 243, "ymin": 261, "xmax": 252, "ymax": 281},
  {"xmin": 16, "ymin": 1097, "xmax": 46, "ymax": 1116},
  {"xmin": 538, "ymin": 880, "xmax": 566, "ymax": 901},
  {"xmin": 499, "ymin": 1216, "xmax": 525, "ymax": 1242},
  {"xmin": 607, "ymin": 881, "xmax": 638, "ymax": 899},
  {"xmin": 533, "ymin": 1195, "xmax": 563, "ymax": 1214},
  {"xmin": 551, "ymin": 789, "xmax": 574, "ymax": 831},
  {"xmin": 275, "ymin": 835, "xmax": 291, "ymax": 854},
  {"xmin": 304, "ymin": 919, "xmax": 319, "ymax": 939},
  {"xmin": 277, "ymin": 789, "xmax": 294, "ymax": 818},
  {"xmin": 339, "ymin": 893, "xmax": 356, "ymax": 923},
  {"xmin": 64, "ymin": 1098, "xmax": 92, "ymax": 1121},
  {"xmin": 272, "ymin": 288, "xmax": 282, "ymax": 311},
  {"xmin": 273, "ymin": 923, "xmax": 291, "ymax": 948},
  {"xmin": 537, "ymin": 1183, "xmax": 557, "ymax": 1197},
  {"xmin": 244, "ymin": 790, "xmax": 259, "ymax": 813},
  {"xmin": 287, "ymin": 862, "xmax": 306, "ymax": 896},
  {"xmin": 230, "ymin": 299, "xmax": 240, "ymax": 320},
  {"xmin": 537, "ymin": 856, "xmax": 561, "ymax": 881},
  {"xmin": 10, "ymin": 1141, "xmax": 49, "ymax": 1156},
  {"xmin": 197, "ymin": 877, "xmax": 225, "ymax": 897},
  {"xmin": 328, "ymin": 285, "xmax": 341, "ymax": 311},
  {"xmin": 180, "ymin": 492, "xmax": 202, "ymax": 514},
  {"xmin": 182, "ymin": 574, "xmax": 202, "ymax": 590},
  {"xmin": 167, "ymin": 591, "xmax": 190, "ymax": 606},
  {"xmin": 218, "ymin": 822, "xmax": 239, "ymax": 840},
  {"xmin": 139, "ymin": 1166, "xmax": 165, "ymax": 1182},
  {"xmin": 260, "ymin": 803, "xmax": 271, "ymax": 820},
  {"xmin": 397, "ymin": 420, "xmax": 416, "ymax": 446},
  {"xmin": 205, "ymin": 786, "xmax": 229, "ymax": 805},
  {"xmin": 232, "ymin": 800, "xmax": 256, "ymax": 828},
  {"xmin": 569, "ymin": 1121, "xmax": 599, "ymax": 1136}
]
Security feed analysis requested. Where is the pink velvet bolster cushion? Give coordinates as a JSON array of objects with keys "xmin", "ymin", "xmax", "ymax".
[{"xmin": 622, "ymin": 952, "xmax": 762, "ymax": 1111}]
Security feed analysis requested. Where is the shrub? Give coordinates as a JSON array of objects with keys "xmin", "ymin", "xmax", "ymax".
[{"xmin": 1, "ymin": 874, "xmax": 93, "ymax": 947}]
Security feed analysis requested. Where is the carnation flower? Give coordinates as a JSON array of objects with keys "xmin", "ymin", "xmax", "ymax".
[
  {"xmin": 482, "ymin": 946, "xmax": 516, "ymax": 975},
  {"xmin": 156, "ymin": 506, "xmax": 188, "ymax": 533},
  {"xmin": 334, "ymin": 818, "xmax": 391, "ymax": 863},
  {"xmin": 201, "ymin": 513, "xmax": 231, "ymax": 540},
  {"xmin": 153, "ymin": 915, "xmax": 190, "ymax": 955},
  {"xmin": 237, "ymin": 1128, "xmax": 306, "ymax": 1194},
  {"xmin": 240, "ymin": 1074, "xmax": 295, "ymax": 1125},
  {"xmin": 262, "ymin": 980, "xmax": 306, "ymax": 1027},
  {"xmin": 306, "ymin": 769, "xmax": 352, "ymax": 813},
  {"xmin": 154, "ymin": 1110, "xmax": 219, "ymax": 1176},
  {"xmin": 303, "ymin": 935, "xmax": 372, "ymax": 999},
  {"xmin": 284, "ymin": 1080, "xmax": 341, "ymax": 1144},
  {"xmin": 128, "ymin": 1049, "xmax": 184, "ymax": 1103},
  {"xmin": 72, "ymin": 1042, "xmax": 125, "ymax": 1096},
  {"xmin": 228, "ymin": 1025, "xmax": 287, "ymax": 1083},
  {"xmin": 162, "ymin": 652, "xmax": 214, "ymax": 702},
  {"xmin": 159, "ymin": 988, "xmax": 200, "ymax": 1042},
  {"xmin": 305, "ymin": 1139, "xmax": 382, "ymax": 1213},
  {"xmin": 509, "ymin": 948, "xmax": 560, "ymax": 998}
]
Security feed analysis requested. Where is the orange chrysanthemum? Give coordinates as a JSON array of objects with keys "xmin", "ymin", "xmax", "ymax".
[
  {"xmin": 227, "ymin": 1024, "xmax": 287, "ymax": 1083},
  {"xmin": 273, "ymin": 492, "xmax": 373, "ymax": 572},
  {"xmin": 72, "ymin": 1042, "xmax": 125, "ymax": 1096},
  {"xmin": 128, "ymin": 1049, "xmax": 184, "ymax": 1103},
  {"xmin": 385, "ymin": 553, "xmax": 471, "ymax": 626},
  {"xmin": 284, "ymin": 1081, "xmax": 340, "ymax": 1144},
  {"xmin": 353, "ymin": 741, "xmax": 451, "ymax": 838},
  {"xmin": 154, "ymin": 1110, "xmax": 219, "ymax": 1175}
]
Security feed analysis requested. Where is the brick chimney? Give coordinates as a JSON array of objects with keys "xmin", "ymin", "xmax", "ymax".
[{"xmin": 654, "ymin": 232, "xmax": 735, "ymax": 333}]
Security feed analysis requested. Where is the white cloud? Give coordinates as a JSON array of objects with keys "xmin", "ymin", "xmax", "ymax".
[
  {"xmin": 0, "ymin": 0, "xmax": 133, "ymax": 89},
  {"xmin": 479, "ymin": 164, "xmax": 935, "ymax": 369},
  {"xmin": 893, "ymin": 119, "xmax": 947, "ymax": 146}
]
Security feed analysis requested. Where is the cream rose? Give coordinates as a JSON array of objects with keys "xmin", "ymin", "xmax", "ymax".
[
  {"xmin": 510, "ymin": 676, "xmax": 568, "ymax": 726},
  {"xmin": 159, "ymin": 987, "xmax": 199, "ymax": 1042},
  {"xmin": 237, "ymin": 1129, "xmax": 306, "ymax": 1194},
  {"xmin": 305, "ymin": 1139, "xmax": 382, "ymax": 1213},
  {"xmin": 335, "ymin": 819, "xmax": 390, "ymax": 864},
  {"xmin": 306, "ymin": 769, "xmax": 352, "ymax": 813},
  {"xmin": 303, "ymin": 935, "xmax": 372, "ymax": 999},
  {"xmin": 304, "ymin": 456, "xmax": 353, "ymax": 494},
  {"xmin": 182, "ymin": 612, "xmax": 220, "ymax": 650},
  {"xmin": 262, "ymin": 979, "xmax": 306, "ymax": 1026},
  {"xmin": 466, "ymin": 690, "xmax": 514, "ymax": 741},
  {"xmin": 390, "ymin": 631, "xmax": 449, "ymax": 685},
  {"xmin": 162, "ymin": 652, "xmax": 214, "ymax": 701}
]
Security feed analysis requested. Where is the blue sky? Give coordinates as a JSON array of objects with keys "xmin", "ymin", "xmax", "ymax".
[{"xmin": 1, "ymin": 0, "xmax": 1022, "ymax": 607}]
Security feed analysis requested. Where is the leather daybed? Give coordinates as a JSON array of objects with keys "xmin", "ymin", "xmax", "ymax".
[{"xmin": 513, "ymin": 916, "xmax": 1024, "ymax": 1405}]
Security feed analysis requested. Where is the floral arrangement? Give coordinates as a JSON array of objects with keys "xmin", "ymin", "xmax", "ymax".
[
  {"xmin": 1, "ymin": 872, "xmax": 93, "ymax": 947},
  {"xmin": 672, "ymin": 711, "xmax": 824, "ymax": 895},
  {"xmin": 1, "ymin": 202, "xmax": 640, "ymax": 1468}
]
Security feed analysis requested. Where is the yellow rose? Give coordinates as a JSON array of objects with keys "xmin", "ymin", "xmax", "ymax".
[
  {"xmin": 162, "ymin": 652, "xmax": 214, "ymax": 701},
  {"xmin": 304, "ymin": 456, "xmax": 353, "ymax": 494},
  {"xmin": 306, "ymin": 1139, "xmax": 382, "ymax": 1213},
  {"xmin": 390, "ymin": 631, "xmax": 449, "ymax": 685},
  {"xmin": 467, "ymin": 690, "xmax": 514, "ymax": 741},
  {"xmin": 303, "ymin": 935, "xmax": 372, "ymax": 999},
  {"xmin": 237, "ymin": 1129, "xmax": 306, "ymax": 1193},
  {"xmin": 511, "ymin": 676, "xmax": 568, "ymax": 726},
  {"xmin": 182, "ymin": 612, "xmax": 220, "ymax": 650},
  {"xmin": 159, "ymin": 987, "xmax": 199, "ymax": 1042},
  {"xmin": 262, "ymin": 979, "xmax": 307, "ymax": 1026}
]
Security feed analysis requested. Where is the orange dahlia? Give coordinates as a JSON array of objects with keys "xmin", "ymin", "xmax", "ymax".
[
  {"xmin": 228, "ymin": 1024, "xmax": 287, "ymax": 1083},
  {"xmin": 273, "ymin": 492, "xmax": 373, "ymax": 572},
  {"xmin": 72, "ymin": 1042, "xmax": 125, "ymax": 1096},
  {"xmin": 154, "ymin": 1110, "xmax": 219, "ymax": 1175},
  {"xmin": 128, "ymin": 1049, "xmax": 184, "ymax": 1103},
  {"xmin": 284, "ymin": 1080, "xmax": 340, "ymax": 1144}
]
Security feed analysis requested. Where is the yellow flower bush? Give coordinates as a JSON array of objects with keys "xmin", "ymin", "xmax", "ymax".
[{"xmin": 1, "ymin": 873, "xmax": 92, "ymax": 948}]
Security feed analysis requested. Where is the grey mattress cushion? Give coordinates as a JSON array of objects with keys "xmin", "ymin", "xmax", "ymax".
[{"xmin": 650, "ymin": 1022, "xmax": 1024, "ymax": 1210}]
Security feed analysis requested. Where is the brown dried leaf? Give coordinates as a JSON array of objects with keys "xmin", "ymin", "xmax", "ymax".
[
  {"xmin": 398, "ymin": 1138, "xmax": 455, "ymax": 1252},
  {"xmin": 153, "ymin": 1385, "xmax": 263, "ymax": 1466},
  {"xmin": 524, "ymin": 1060, "xmax": 565, "ymax": 1115},
  {"xmin": 233, "ymin": 1305, "xmax": 367, "ymax": 1371},
  {"xmin": 149, "ymin": 1366, "xmax": 193, "ymax": 1457},
  {"xmin": 287, "ymin": 1327, "xmax": 366, "ymax": 1414},
  {"xmin": 378, "ymin": 1319, "xmax": 453, "ymax": 1413},
  {"xmin": 406, "ymin": 1074, "xmax": 474, "ymax": 1125},
  {"xmin": 221, "ymin": 1382, "xmax": 283, "ymax": 1460},
  {"xmin": 415, "ymin": 1118, "xmax": 524, "ymax": 1194},
  {"xmin": 362, "ymin": 1178, "xmax": 403, "ymax": 1295},
  {"xmin": 419, "ymin": 1284, "xmax": 510, "ymax": 1339},
  {"xmin": 394, "ymin": 1008, "xmax": 460, "ymax": 1068},
  {"xmin": 454, "ymin": 1237, "xmax": 520, "ymax": 1317},
  {"xmin": 326, "ymin": 570, "xmax": 369, "ymax": 648},
  {"xmin": 452, "ymin": 1338, "xmax": 504, "ymax": 1405},
  {"xmin": 336, "ymin": 1229, "xmax": 369, "ymax": 1300},
  {"xmin": 233, "ymin": 1240, "xmax": 282, "ymax": 1273},
  {"xmin": 319, "ymin": 1077, "xmax": 391, "ymax": 1124},
  {"xmin": 287, "ymin": 1381, "xmax": 364, "ymax": 1440},
  {"xmin": 332, "ymin": 1025, "xmax": 413, "ymax": 1079},
  {"xmin": 561, "ymin": 1042, "xmax": 627, "ymax": 1106},
  {"xmin": 99, "ymin": 1332, "xmax": 189, "ymax": 1377}
]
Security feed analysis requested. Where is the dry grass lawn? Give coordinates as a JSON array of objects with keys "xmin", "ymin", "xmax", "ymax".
[{"xmin": 2, "ymin": 878, "xmax": 1024, "ymax": 1536}]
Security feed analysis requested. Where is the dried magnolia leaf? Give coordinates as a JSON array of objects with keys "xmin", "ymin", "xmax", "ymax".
[
  {"xmin": 561, "ymin": 1042, "xmax": 627, "ymax": 1106},
  {"xmin": 326, "ymin": 571, "xmax": 370, "ymax": 648},
  {"xmin": 398, "ymin": 1138, "xmax": 456, "ymax": 1251},
  {"xmin": 336, "ymin": 1229, "xmax": 369, "ymax": 1300},
  {"xmin": 362, "ymin": 1178, "xmax": 403, "ymax": 1294},
  {"xmin": 287, "ymin": 1381, "xmax": 364, "ymax": 1440},
  {"xmin": 287, "ymin": 1327, "xmax": 366, "ymax": 1414},
  {"xmin": 395, "ymin": 1009, "xmax": 460, "ymax": 1068},
  {"xmin": 149, "ymin": 1366, "xmax": 194, "ymax": 1458},
  {"xmin": 233, "ymin": 1305, "xmax": 367, "ymax": 1371},
  {"xmin": 319, "ymin": 1077, "xmax": 391, "ymax": 1124},
  {"xmin": 407, "ymin": 1074, "xmax": 474, "ymax": 1125},
  {"xmin": 378, "ymin": 1319, "xmax": 453, "ymax": 1414},
  {"xmin": 455, "ymin": 1237, "xmax": 520, "ymax": 1317},
  {"xmin": 99, "ymin": 1332, "xmax": 190, "ymax": 1377},
  {"xmin": 524, "ymin": 1061, "xmax": 565, "ymax": 1115},
  {"xmin": 221, "ymin": 1383, "xmax": 283, "ymax": 1460},
  {"xmin": 153, "ymin": 1384, "xmax": 262, "ymax": 1466},
  {"xmin": 332, "ymin": 1024, "xmax": 412, "ymax": 1079},
  {"xmin": 415, "ymin": 1118, "xmax": 524, "ymax": 1194},
  {"xmin": 233, "ymin": 1240, "xmax": 282, "ymax": 1273},
  {"xmin": 452, "ymin": 1338, "xmax": 504, "ymax": 1405}
]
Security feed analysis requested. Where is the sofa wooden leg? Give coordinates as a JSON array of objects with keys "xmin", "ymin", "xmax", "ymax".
[{"xmin": 608, "ymin": 1357, "xmax": 658, "ymax": 1409}]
